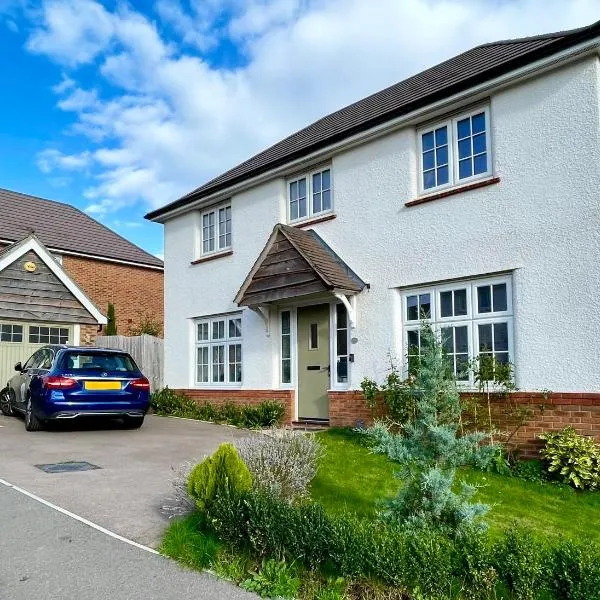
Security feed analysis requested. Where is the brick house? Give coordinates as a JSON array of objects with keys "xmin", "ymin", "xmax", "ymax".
[
  {"xmin": 0, "ymin": 187, "xmax": 163, "ymax": 384},
  {"xmin": 147, "ymin": 21, "xmax": 600, "ymax": 453}
]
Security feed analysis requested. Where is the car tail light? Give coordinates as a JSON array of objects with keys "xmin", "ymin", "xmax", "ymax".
[
  {"xmin": 44, "ymin": 376, "xmax": 77, "ymax": 390},
  {"xmin": 129, "ymin": 377, "xmax": 150, "ymax": 391}
]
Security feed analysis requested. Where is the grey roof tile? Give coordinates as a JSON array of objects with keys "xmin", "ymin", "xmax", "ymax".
[{"xmin": 0, "ymin": 188, "xmax": 163, "ymax": 268}]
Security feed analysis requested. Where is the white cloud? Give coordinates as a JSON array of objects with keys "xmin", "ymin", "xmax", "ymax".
[
  {"xmin": 36, "ymin": 148, "xmax": 92, "ymax": 173},
  {"xmin": 52, "ymin": 73, "xmax": 75, "ymax": 94},
  {"xmin": 25, "ymin": 0, "xmax": 600, "ymax": 215}
]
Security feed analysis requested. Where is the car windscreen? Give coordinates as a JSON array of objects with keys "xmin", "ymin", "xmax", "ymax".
[{"xmin": 58, "ymin": 351, "xmax": 138, "ymax": 374}]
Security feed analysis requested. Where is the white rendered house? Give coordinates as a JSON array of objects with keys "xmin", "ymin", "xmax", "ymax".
[{"xmin": 147, "ymin": 21, "xmax": 600, "ymax": 435}]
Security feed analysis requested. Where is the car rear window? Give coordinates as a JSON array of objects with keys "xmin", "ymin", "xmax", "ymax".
[{"xmin": 59, "ymin": 351, "xmax": 138, "ymax": 373}]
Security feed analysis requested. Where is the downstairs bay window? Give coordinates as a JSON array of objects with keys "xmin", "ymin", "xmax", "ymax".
[
  {"xmin": 195, "ymin": 313, "xmax": 242, "ymax": 385},
  {"xmin": 402, "ymin": 275, "xmax": 513, "ymax": 384}
]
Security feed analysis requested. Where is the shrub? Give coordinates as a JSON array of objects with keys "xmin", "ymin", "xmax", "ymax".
[
  {"xmin": 235, "ymin": 429, "xmax": 322, "ymax": 502},
  {"xmin": 241, "ymin": 558, "xmax": 301, "ymax": 599},
  {"xmin": 549, "ymin": 539, "xmax": 600, "ymax": 600},
  {"xmin": 493, "ymin": 528, "xmax": 547, "ymax": 600},
  {"xmin": 187, "ymin": 443, "xmax": 252, "ymax": 512},
  {"xmin": 150, "ymin": 387, "xmax": 197, "ymax": 416},
  {"xmin": 511, "ymin": 459, "xmax": 548, "ymax": 484},
  {"xmin": 539, "ymin": 426, "xmax": 600, "ymax": 490}
]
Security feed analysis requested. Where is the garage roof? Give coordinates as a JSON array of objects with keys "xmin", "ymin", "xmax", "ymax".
[
  {"xmin": 146, "ymin": 19, "xmax": 600, "ymax": 222},
  {"xmin": 0, "ymin": 188, "xmax": 163, "ymax": 269}
]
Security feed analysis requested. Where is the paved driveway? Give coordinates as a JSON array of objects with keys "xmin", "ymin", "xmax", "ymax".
[{"xmin": 0, "ymin": 414, "xmax": 248, "ymax": 548}]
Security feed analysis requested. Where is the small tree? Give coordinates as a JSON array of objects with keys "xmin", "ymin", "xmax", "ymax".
[
  {"xmin": 105, "ymin": 303, "xmax": 117, "ymax": 336},
  {"xmin": 128, "ymin": 312, "xmax": 163, "ymax": 337},
  {"xmin": 365, "ymin": 324, "xmax": 497, "ymax": 535}
]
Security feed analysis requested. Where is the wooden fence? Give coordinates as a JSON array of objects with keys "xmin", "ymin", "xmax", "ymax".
[{"xmin": 96, "ymin": 334, "xmax": 163, "ymax": 392}]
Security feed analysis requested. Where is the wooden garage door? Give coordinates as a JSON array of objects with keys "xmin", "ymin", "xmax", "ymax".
[{"xmin": 0, "ymin": 321, "xmax": 72, "ymax": 387}]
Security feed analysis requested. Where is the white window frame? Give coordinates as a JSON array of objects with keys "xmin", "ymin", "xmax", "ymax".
[
  {"xmin": 417, "ymin": 105, "xmax": 492, "ymax": 196},
  {"xmin": 200, "ymin": 203, "xmax": 232, "ymax": 256},
  {"xmin": 194, "ymin": 313, "xmax": 242, "ymax": 387},
  {"xmin": 400, "ymin": 274, "xmax": 513, "ymax": 386},
  {"xmin": 280, "ymin": 309, "xmax": 295, "ymax": 386},
  {"xmin": 287, "ymin": 166, "xmax": 333, "ymax": 224},
  {"xmin": 0, "ymin": 322, "xmax": 24, "ymax": 343}
]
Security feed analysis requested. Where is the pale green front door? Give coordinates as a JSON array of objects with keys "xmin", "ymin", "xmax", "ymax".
[{"xmin": 297, "ymin": 304, "xmax": 330, "ymax": 420}]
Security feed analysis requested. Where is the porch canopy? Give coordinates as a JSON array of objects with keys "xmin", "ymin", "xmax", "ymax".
[{"xmin": 234, "ymin": 224, "xmax": 366, "ymax": 311}]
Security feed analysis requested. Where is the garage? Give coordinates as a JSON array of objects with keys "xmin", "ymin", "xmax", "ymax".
[{"xmin": 0, "ymin": 234, "xmax": 106, "ymax": 387}]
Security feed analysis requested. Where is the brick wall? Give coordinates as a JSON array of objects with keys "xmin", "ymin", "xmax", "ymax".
[
  {"xmin": 63, "ymin": 255, "xmax": 163, "ymax": 336},
  {"xmin": 79, "ymin": 324, "xmax": 99, "ymax": 346},
  {"xmin": 175, "ymin": 389, "xmax": 295, "ymax": 424},
  {"xmin": 328, "ymin": 390, "xmax": 600, "ymax": 458}
]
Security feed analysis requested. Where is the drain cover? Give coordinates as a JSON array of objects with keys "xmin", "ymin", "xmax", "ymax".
[{"xmin": 35, "ymin": 461, "xmax": 101, "ymax": 474}]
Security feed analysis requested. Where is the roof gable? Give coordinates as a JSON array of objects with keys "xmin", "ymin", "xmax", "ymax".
[
  {"xmin": 0, "ymin": 188, "xmax": 163, "ymax": 268},
  {"xmin": 235, "ymin": 225, "xmax": 364, "ymax": 306},
  {"xmin": 0, "ymin": 235, "xmax": 107, "ymax": 325},
  {"xmin": 147, "ymin": 20, "xmax": 600, "ymax": 222}
]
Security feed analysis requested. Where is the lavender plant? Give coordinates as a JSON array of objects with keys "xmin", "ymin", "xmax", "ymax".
[{"xmin": 235, "ymin": 429, "xmax": 322, "ymax": 503}]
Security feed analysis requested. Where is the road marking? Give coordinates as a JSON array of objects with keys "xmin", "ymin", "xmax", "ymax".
[{"xmin": 0, "ymin": 477, "xmax": 159, "ymax": 555}]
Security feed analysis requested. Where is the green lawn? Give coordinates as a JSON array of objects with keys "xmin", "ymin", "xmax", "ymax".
[{"xmin": 311, "ymin": 428, "xmax": 600, "ymax": 542}]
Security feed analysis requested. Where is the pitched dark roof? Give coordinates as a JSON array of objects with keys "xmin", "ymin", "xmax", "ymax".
[
  {"xmin": 235, "ymin": 224, "xmax": 364, "ymax": 306},
  {"xmin": 146, "ymin": 20, "xmax": 600, "ymax": 222},
  {"xmin": 0, "ymin": 188, "xmax": 163, "ymax": 268}
]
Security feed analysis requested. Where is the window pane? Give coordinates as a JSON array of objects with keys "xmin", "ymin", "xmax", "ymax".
[
  {"xmin": 407, "ymin": 295, "xmax": 418, "ymax": 321},
  {"xmin": 473, "ymin": 153, "xmax": 487, "ymax": 175},
  {"xmin": 309, "ymin": 323, "xmax": 318, "ymax": 349},
  {"xmin": 198, "ymin": 322, "xmax": 208, "ymax": 341},
  {"xmin": 493, "ymin": 283, "xmax": 507, "ymax": 312},
  {"xmin": 336, "ymin": 303, "xmax": 347, "ymax": 329},
  {"xmin": 436, "ymin": 145, "xmax": 448, "ymax": 166},
  {"xmin": 322, "ymin": 169, "xmax": 330, "ymax": 189},
  {"xmin": 437, "ymin": 166, "xmax": 449, "ymax": 185},
  {"xmin": 322, "ymin": 189, "xmax": 331, "ymax": 211},
  {"xmin": 290, "ymin": 181, "xmax": 298, "ymax": 200},
  {"xmin": 423, "ymin": 150, "xmax": 435, "ymax": 170},
  {"xmin": 472, "ymin": 112, "xmax": 485, "ymax": 134},
  {"xmin": 228, "ymin": 318, "xmax": 242, "ymax": 338},
  {"xmin": 473, "ymin": 132, "xmax": 486, "ymax": 154},
  {"xmin": 456, "ymin": 355, "xmax": 470, "ymax": 380},
  {"xmin": 337, "ymin": 356, "xmax": 348, "ymax": 383},
  {"xmin": 457, "ymin": 117, "xmax": 471, "ymax": 139},
  {"xmin": 407, "ymin": 330, "xmax": 419, "ymax": 353},
  {"xmin": 423, "ymin": 170, "xmax": 435, "ymax": 189},
  {"xmin": 455, "ymin": 326, "xmax": 468, "ymax": 353},
  {"xmin": 459, "ymin": 159, "xmax": 472, "ymax": 179},
  {"xmin": 298, "ymin": 178, "xmax": 306, "ymax": 198},
  {"xmin": 454, "ymin": 289, "xmax": 467, "ymax": 316},
  {"xmin": 435, "ymin": 126, "xmax": 447, "ymax": 146},
  {"xmin": 495, "ymin": 352, "xmax": 509, "ymax": 365},
  {"xmin": 494, "ymin": 322, "xmax": 509, "ymax": 351},
  {"xmin": 441, "ymin": 327, "xmax": 454, "ymax": 353},
  {"xmin": 298, "ymin": 196, "xmax": 307, "ymax": 218},
  {"xmin": 458, "ymin": 138, "xmax": 471, "ymax": 159},
  {"xmin": 312, "ymin": 172, "xmax": 321, "ymax": 193},
  {"xmin": 282, "ymin": 360, "xmax": 291, "ymax": 384},
  {"xmin": 1, "ymin": 331, "xmax": 9, "ymax": 342},
  {"xmin": 440, "ymin": 291, "xmax": 453, "ymax": 317},
  {"xmin": 419, "ymin": 294, "xmax": 431, "ymax": 319},
  {"xmin": 422, "ymin": 131, "xmax": 434, "ymax": 151},
  {"xmin": 281, "ymin": 311, "xmax": 291, "ymax": 335},
  {"xmin": 313, "ymin": 192, "xmax": 322, "ymax": 214},
  {"xmin": 213, "ymin": 320, "xmax": 225, "ymax": 340},
  {"xmin": 282, "ymin": 335, "xmax": 291, "ymax": 359},
  {"xmin": 478, "ymin": 324, "xmax": 493, "ymax": 352},
  {"xmin": 337, "ymin": 329, "xmax": 348, "ymax": 356},
  {"xmin": 290, "ymin": 200, "xmax": 298, "ymax": 221},
  {"xmin": 478, "ymin": 286, "xmax": 492, "ymax": 313}
]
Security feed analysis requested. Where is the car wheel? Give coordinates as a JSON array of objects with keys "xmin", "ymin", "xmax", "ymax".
[
  {"xmin": 0, "ymin": 388, "xmax": 14, "ymax": 416},
  {"xmin": 123, "ymin": 416, "xmax": 144, "ymax": 429},
  {"xmin": 25, "ymin": 397, "xmax": 44, "ymax": 432}
]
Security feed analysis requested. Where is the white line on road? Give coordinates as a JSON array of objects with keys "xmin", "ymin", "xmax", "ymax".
[{"xmin": 0, "ymin": 477, "xmax": 160, "ymax": 555}]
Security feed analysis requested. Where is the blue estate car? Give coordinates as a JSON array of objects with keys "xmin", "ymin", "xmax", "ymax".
[{"xmin": 0, "ymin": 346, "xmax": 150, "ymax": 431}]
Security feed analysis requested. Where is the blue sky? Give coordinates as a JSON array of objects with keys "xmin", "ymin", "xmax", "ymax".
[{"xmin": 0, "ymin": 0, "xmax": 597, "ymax": 259}]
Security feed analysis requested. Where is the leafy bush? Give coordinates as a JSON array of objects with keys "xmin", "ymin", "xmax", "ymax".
[
  {"xmin": 493, "ymin": 528, "xmax": 547, "ymax": 600},
  {"xmin": 235, "ymin": 429, "xmax": 322, "ymax": 502},
  {"xmin": 549, "ymin": 538, "xmax": 600, "ymax": 600},
  {"xmin": 539, "ymin": 426, "xmax": 600, "ymax": 490},
  {"xmin": 241, "ymin": 558, "xmax": 301, "ymax": 599},
  {"xmin": 511, "ymin": 459, "xmax": 548, "ymax": 484},
  {"xmin": 150, "ymin": 388, "xmax": 285, "ymax": 428},
  {"xmin": 187, "ymin": 443, "xmax": 252, "ymax": 512}
]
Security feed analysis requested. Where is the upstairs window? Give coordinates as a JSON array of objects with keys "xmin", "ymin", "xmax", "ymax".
[
  {"xmin": 201, "ymin": 204, "xmax": 232, "ymax": 255},
  {"xmin": 288, "ymin": 167, "xmax": 332, "ymax": 223},
  {"xmin": 418, "ymin": 107, "xmax": 491, "ymax": 194}
]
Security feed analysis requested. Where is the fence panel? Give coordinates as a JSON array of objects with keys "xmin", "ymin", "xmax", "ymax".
[{"xmin": 96, "ymin": 334, "xmax": 163, "ymax": 392}]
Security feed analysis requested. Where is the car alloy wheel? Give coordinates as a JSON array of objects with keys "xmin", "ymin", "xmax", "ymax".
[{"xmin": 0, "ymin": 388, "xmax": 13, "ymax": 416}]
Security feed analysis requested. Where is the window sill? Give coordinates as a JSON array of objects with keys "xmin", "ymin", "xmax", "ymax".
[
  {"xmin": 406, "ymin": 176, "xmax": 500, "ymax": 208},
  {"xmin": 191, "ymin": 249, "xmax": 233, "ymax": 265},
  {"xmin": 291, "ymin": 213, "xmax": 336, "ymax": 228}
]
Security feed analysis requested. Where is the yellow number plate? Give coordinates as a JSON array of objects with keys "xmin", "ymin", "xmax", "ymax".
[{"xmin": 84, "ymin": 381, "xmax": 122, "ymax": 391}]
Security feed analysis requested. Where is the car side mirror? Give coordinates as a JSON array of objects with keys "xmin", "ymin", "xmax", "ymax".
[{"xmin": 14, "ymin": 362, "xmax": 23, "ymax": 372}]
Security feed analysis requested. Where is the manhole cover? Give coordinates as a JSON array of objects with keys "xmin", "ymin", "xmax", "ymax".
[{"xmin": 35, "ymin": 461, "xmax": 101, "ymax": 474}]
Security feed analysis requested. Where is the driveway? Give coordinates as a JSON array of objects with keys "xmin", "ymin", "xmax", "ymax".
[
  {"xmin": 0, "ymin": 414, "xmax": 248, "ymax": 548},
  {"xmin": 0, "ymin": 484, "xmax": 255, "ymax": 600}
]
